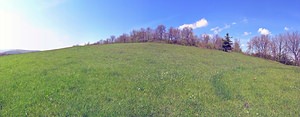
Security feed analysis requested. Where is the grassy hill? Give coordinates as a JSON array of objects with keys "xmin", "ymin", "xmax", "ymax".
[{"xmin": 0, "ymin": 43, "xmax": 299, "ymax": 116}]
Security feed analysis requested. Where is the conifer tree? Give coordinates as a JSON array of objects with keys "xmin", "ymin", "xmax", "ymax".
[{"xmin": 222, "ymin": 33, "xmax": 233, "ymax": 52}]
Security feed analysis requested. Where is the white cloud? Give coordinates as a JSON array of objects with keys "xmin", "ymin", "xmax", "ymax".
[
  {"xmin": 0, "ymin": 11, "xmax": 75, "ymax": 50},
  {"xmin": 179, "ymin": 18, "xmax": 208, "ymax": 30},
  {"xmin": 242, "ymin": 18, "xmax": 248, "ymax": 23},
  {"xmin": 284, "ymin": 27, "xmax": 289, "ymax": 31},
  {"xmin": 224, "ymin": 24, "xmax": 230, "ymax": 29},
  {"xmin": 232, "ymin": 22, "xmax": 237, "ymax": 25},
  {"xmin": 210, "ymin": 27, "xmax": 221, "ymax": 34},
  {"xmin": 210, "ymin": 24, "xmax": 231, "ymax": 34},
  {"xmin": 243, "ymin": 32, "xmax": 252, "ymax": 36},
  {"xmin": 258, "ymin": 28, "xmax": 271, "ymax": 35}
]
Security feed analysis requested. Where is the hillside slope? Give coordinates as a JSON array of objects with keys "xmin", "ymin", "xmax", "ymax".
[
  {"xmin": 0, "ymin": 43, "xmax": 299, "ymax": 116},
  {"xmin": 0, "ymin": 49, "xmax": 39, "ymax": 55}
]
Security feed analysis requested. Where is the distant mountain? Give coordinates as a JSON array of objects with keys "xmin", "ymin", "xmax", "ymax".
[
  {"xmin": 0, "ymin": 50, "xmax": 10, "ymax": 53},
  {"xmin": 0, "ymin": 49, "xmax": 39, "ymax": 55}
]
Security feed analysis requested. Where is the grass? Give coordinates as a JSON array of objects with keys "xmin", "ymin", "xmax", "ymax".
[{"xmin": 0, "ymin": 43, "xmax": 299, "ymax": 116}]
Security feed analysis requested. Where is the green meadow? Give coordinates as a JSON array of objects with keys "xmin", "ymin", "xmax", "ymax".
[{"xmin": 0, "ymin": 43, "xmax": 299, "ymax": 116}]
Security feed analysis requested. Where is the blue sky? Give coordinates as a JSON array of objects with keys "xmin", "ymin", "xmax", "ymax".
[{"xmin": 0, "ymin": 0, "xmax": 300, "ymax": 50}]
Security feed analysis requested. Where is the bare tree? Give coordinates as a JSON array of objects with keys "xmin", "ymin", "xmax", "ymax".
[
  {"xmin": 110, "ymin": 35, "xmax": 116, "ymax": 43},
  {"xmin": 271, "ymin": 34, "xmax": 287, "ymax": 62},
  {"xmin": 180, "ymin": 27, "xmax": 195, "ymax": 46},
  {"xmin": 116, "ymin": 33, "xmax": 129, "ymax": 43},
  {"xmin": 286, "ymin": 31, "xmax": 300, "ymax": 66},
  {"xmin": 247, "ymin": 35, "xmax": 271, "ymax": 58},
  {"xmin": 212, "ymin": 35, "xmax": 223, "ymax": 50},
  {"xmin": 233, "ymin": 39, "xmax": 242, "ymax": 52},
  {"xmin": 130, "ymin": 30, "xmax": 139, "ymax": 43},
  {"xmin": 146, "ymin": 27, "xmax": 153, "ymax": 42},
  {"xmin": 298, "ymin": 53, "xmax": 300, "ymax": 65},
  {"xmin": 155, "ymin": 25, "xmax": 166, "ymax": 41},
  {"xmin": 137, "ymin": 28, "xmax": 147, "ymax": 42},
  {"xmin": 168, "ymin": 27, "xmax": 181, "ymax": 44},
  {"xmin": 200, "ymin": 34, "xmax": 211, "ymax": 48},
  {"xmin": 269, "ymin": 40, "xmax": 277, "ymax": 60}
]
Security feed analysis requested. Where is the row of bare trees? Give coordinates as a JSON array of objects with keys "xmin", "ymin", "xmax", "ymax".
[
  {"xmin": 247, "ymin": 32, "xmax": 300, "ymax": 66},
  {"xmin": 89, "ymin": 24, "xmax": 300, "ymax": 66},
  {"xmin": 92, "ymin": 24, "xmax": 242, "ymax": 52}
]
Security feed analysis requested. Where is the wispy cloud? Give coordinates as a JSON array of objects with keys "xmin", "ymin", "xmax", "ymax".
[
  {"xmin": 258, "ymin": 28, "xmax": 271, "ymax": 35},
  {"xmin": 224, "ymin": 24, "xmax": 230, "ymax": 28},
  {"xmin": 241, "ymin": 18, "xmax": 248, "ymax": 23},
  {"xmin": 232, "ymin": 22, "xmax": 237, "ymax": 25},
  {"xmin": 243, "ymin": 32, "xmax": 252, "ymax": 36},
  {"xmin": 284, "ymin": 26, "xmax": 290, "ymax": 31},
  {"xmin": 178, "ymin": 18, "xmax": 208, "ymax": 30},
  {"xmin": 210, "ymin": 27, "xmax": 221, "ymax": 34},
  {"xmin": 210, "ymin": 24, "xmax": 231, "ymax": 34}
]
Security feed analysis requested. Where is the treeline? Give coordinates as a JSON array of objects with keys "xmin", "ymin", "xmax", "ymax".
[
  {"xmin": 91, "ymin": 24, "xmax": 242, "ymax": 52},
  {"xmin": 247, "ymin": 31, "xmax": 300, "ymax": 66},
  {"xmin": 87, "ymin": 24, "xmax": 299, "ymax": 67}
]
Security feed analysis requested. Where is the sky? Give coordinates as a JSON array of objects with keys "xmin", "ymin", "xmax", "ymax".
[{"xmin": 0, "ymin": 0, "xmax": 300, "ymax": 50}]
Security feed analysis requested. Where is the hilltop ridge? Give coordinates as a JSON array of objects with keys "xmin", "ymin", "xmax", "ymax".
[{"xmin": 0, "ymin": 43, "xmax": 299, "ymax": 116}]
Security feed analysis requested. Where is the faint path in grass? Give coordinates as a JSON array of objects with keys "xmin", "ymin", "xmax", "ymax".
[
  {"xmin": 210, "ymin": 71, "xmax": 232, "ymax": 100},
  {"xmin": 210, "ymin": 66, "xmax": 247, "ymax": 101}
]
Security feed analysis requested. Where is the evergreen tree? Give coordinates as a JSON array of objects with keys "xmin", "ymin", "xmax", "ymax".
[{"xmin": 222, "ymin": 33, "xmax": 233, "ymax": 52}]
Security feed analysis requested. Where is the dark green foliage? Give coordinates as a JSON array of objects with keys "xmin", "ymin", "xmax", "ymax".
[{"xmin": 222, "ymin": 33, "xmax": 233, "ymax": 52}]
